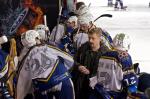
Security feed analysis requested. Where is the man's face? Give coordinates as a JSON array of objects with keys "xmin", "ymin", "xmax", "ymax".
[
  {"xmin": 80, "ymin": 24, "xmax": 89, "ymax": 32},
  {"xmin": 67, "ymin": 21, "xmax": 75, "ymax": 28},
  {"xmin": 89, "ymin": 33, "xmax": 101, "ymax": 49}
]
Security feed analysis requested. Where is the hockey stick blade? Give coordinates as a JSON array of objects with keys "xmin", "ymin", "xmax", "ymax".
[{"xmin": 94, "ymin": 14, "xmax": 112, "ymax": 22}]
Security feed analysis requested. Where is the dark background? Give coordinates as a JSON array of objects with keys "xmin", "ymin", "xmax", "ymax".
[{"xmin": 0, "ymin": 0, "xmax": 59, "ymax": 35}]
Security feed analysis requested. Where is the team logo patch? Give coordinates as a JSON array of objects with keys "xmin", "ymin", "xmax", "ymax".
[{"xmin": 9, "ymin": 8, "xmax": 29, "ymax": 35}]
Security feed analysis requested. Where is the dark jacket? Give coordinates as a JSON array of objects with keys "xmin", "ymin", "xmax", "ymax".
[{"xmin": 72, "ymin": 41, "xmax": 109, "ymax": 99}]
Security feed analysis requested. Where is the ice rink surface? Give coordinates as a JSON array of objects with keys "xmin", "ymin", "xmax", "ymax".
[{"xmin": 78, "ymin": 0, "xmax": 150, "ymax": 73}]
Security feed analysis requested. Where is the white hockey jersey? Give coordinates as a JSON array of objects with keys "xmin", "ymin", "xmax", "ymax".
[
  {"xmin": 97, "ymin": 50, "xmax": 133, "ymax": 92},
  {"xmin": 16, "ymin": 44, "xmax": 74, "ymax": 99}
]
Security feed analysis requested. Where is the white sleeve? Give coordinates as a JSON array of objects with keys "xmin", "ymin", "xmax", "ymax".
[{"xmin": 49, "ymin": 24, "xmax": 65, "ymax": 44}]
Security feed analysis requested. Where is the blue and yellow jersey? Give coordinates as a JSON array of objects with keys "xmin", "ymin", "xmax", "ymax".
[
  {"xmin": 16, "ymin": 44, "xmax": 74, "ymax": 99},
  {"xmin": 97, "ymin": 49, "xmax": 133, "ymax": 92},
  {"xmin": 0, "ymin": 49, "xmax": 9, "ymax": 79}
]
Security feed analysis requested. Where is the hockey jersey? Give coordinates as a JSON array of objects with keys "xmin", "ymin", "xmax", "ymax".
[
  {"xmin": 16, "ymin": 44, "xmax": 74, "ymax": 99},
  {"xmin": 0, "ymin": 49, "xmax": 14, "ymax": 99},
  {"xmin": 0, "ymin": 49, "xmax": 8, "ymax": 79},
  {"xmin": 97, "ymin": 50, "xmax": 133, "ymax": 92}
]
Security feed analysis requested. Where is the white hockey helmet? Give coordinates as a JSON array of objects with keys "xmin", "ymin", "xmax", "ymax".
[
  {"xmin": 21, "ymin": 30, "xmax": 40, "ymax": 47},
  {"xmin": 68, "ymin": 16, "xmax": 78, "ymax": 26},
  {"xmin": 34, "ymin": 24, "xmax": 49, "ymax": 40},
  {"xmin": 113, "ymin": 33, "xmax": 131, "ymax": 51},
  {"xmin": 76, "ymin": 5, "xmax": 89, "ymax": 16},
  {"xmin": 78, "ymin": 17, "xmax": 90, "ymax": 26}
]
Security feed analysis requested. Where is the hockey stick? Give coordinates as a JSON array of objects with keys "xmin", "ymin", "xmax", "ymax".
[
  {"xmin": 44, "ymin": 15, "xmax": 47, "ymax": 26},
  {"xmin": 54, "ymin": 0, "xmax": 63, "ymax": 42},
  {"xmin": 88, "ymin": 3, "xmax": 91, "ymax": 8},
  {"xmin": 94, "ymin": 14, "xmax": 112, "ymax": 22},
  {"xmin": 88, "ymin": 14, "xmax": 113, "ymax": 31},
  {"xmin": 43, "ymin": 15, "xmax": 50, "ymax": 42},
  {"xmin": 87, "ymin": 3, "xmax": 112, "ymax": 22}
]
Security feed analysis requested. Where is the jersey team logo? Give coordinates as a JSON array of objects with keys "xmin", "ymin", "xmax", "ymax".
[{"xmin": 9, "ymin": 8, "xmax": 29, "ymax": 35}]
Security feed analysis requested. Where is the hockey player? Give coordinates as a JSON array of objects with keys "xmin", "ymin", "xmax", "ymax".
[
  {"xmin": 34, "ymin": 21, "xmax": 77, "ymax": 55},
  {"xmin": 114, "ymin": 0, "xmax": 127, "ymax": 10},
  {"xmin": 108, "ymin": 0, "xmax": 113, "ymax": 7},
  {"xmin": 75, "ymin": 4, "xmax": 113, "ymax": 50},
  {"xmin": 89, "ymin": 33, "xmax": 139, "ymax": 99},
  {"xmin": 16, "ymin": 30, "xmax": 75, "ymax": 99},
  {"xmin": 133, "ymin": 64, "xmax": 150, "ymax": 99},
  {"xmin": 34, "ymin": 24, "xmax": 50, "ymax": 42},
  {"xmin": 75, "ymin": 18, "xmax": 113, "ymax": 50},
  {"xmin": 49, "ymin": 12, "xmax": 77, "ymax": 45},
  {"xmin": 76, "ymin": 2, "xmax": 85, "ymax": 11},
  {"xmin": 74, "ymin": 17, "xmax": 90, "ymax": 49},
  {"xmin": 60, "ymin": 16, "xmax": 78, "ymax": 55},
  {"xmin": 74, "ymin": 4, "xmax": 94, "ymax": 49},
  {"xmin": 34, "ymin": 24, "xmax": 60, "ymax": 48},
  {"xmin": 0, "ymin": 35, "xmax": 14, "ymax": 99}
]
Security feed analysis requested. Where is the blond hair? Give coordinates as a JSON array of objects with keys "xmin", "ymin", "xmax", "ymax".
[{"xmin": 88, "ymin": 28, "xmax": 102, "ymax": 37}]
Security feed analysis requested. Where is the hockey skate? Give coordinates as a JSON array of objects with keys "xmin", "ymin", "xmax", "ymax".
[
  {"xmin": 114, "ymin": 6, "xmax": 127, "ymax": 11},
  {"xmin": 121, "ymin": 6, "xmax": 127, "ymax": 11},
  {"xmin": 114, "ymin": 7, "xmax": 119, "ymax": 11},
  {"xmin": 108, "ymin": 2, "xmax": 113, "ymax": 7}
]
